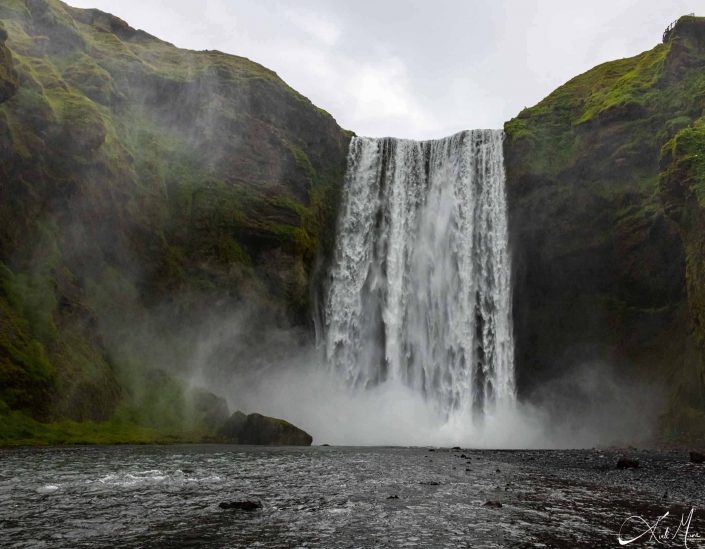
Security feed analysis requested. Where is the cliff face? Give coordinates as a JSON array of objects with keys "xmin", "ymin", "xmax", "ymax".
[
  {"xmin": 0, "ymin": 0, "xmax": 350, "ymax": 437},
  {"xmin": 6, "ymin": 1, "xmax": 705, "ymax": 445},
  {"xmin": 505, "ymin": 15, "xmax": 705, "ymax": 439}
]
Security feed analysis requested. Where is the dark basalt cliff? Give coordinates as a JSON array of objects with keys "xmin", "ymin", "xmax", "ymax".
[
  {"xmin": 0, "ymin": 0, "xmax": 349, "ymax": 442},
  {"xmin": 505, "ymin": 15, "xmax": 705, "ymax": 440}
]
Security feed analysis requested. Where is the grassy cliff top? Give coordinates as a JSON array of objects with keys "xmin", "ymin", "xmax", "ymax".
[{"xmin": 505, "ymin": 15, "xmax": 705, "ymax": 179}]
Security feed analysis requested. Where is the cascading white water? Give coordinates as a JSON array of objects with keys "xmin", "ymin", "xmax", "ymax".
[{"xmin": 324, "ymin": 129, "xmax": 515, "ymax": 417}]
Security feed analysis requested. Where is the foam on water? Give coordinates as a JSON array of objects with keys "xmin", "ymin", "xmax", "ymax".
[{"xmin": 36, "ymin": 484, "xmax": 60, "ymax": 495}]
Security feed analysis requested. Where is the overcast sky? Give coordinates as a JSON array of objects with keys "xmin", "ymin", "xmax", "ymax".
[{"xmin": 65, "ymin": 0, "xmax": 700, "ymax": 139}]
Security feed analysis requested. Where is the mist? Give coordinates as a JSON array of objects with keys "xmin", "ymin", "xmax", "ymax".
[{"xmin": 175, "ymin": 300, "xmax": 661, "ymax": 448}]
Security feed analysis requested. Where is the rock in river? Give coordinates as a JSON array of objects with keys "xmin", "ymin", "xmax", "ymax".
[
  {"xmin": 616, "ymin": 457, "xmax": 640, "ymax": 469},
  {"xmin": 219, "ymin": 501, "xmax": 262, "ymax": 511},
  {"xmin": 219, "ymin": 411, "xmax": 313, "ymax": 446}
]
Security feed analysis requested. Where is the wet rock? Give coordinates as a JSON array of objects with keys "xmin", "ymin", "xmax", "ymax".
[
  {"xmin": 484, "ymin": 501, "xmax": 503, "ymax": 508},
  {"xmin": 689, "ymin": 451, "xmax": 705, "ymax": 464},
  {"xmin": 219, "ymin": 500, "xmax": 262, "ymax": 511},
  {"xmin": 616, "ymin": 457, "xmax": 640, "ymax": 469},
  {"xmin": 219, "ymin": 411, "xmax": 312, "ymax": 446}
]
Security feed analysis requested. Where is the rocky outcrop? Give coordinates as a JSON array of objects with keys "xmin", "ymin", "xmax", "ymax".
[
  {"xmin": 504, "ymin": 15, "xmax": 705, "ymax": 438},
  {"xmin": 220, "ymin": 411, "xmax": 313, "ymax": 445}
]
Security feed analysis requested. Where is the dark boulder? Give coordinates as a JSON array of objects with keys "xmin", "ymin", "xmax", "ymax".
[
  {"xmin": 219, "ymin": 500, "xmax": 262, "ymax": 511},
  {"xmin": 484, "ymin": 501, "xmax": 503, "ymax": 508},
  {"xmin": 219, "ymin": 411, "xmax": 312, "ymax": 446},
  {"xmin": 616, "ymin": 457, "xmax": 640, "ymax": 469},
  {"xmin": 689, "ymin": 451, "xmax": 705, "ymax": 464}
]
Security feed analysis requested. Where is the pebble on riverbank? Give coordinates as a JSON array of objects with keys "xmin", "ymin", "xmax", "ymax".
[
  {"xmin": 616, "ymin": 457, "xmax": 639, "ymax": 469},
  {"xmin": 219, "ymin": 501, "xmax": 262, "ymax": 511}
]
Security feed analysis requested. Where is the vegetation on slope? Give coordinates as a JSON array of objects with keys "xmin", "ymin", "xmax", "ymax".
[
  {"xmin": 504, "ymin": 15, "xmax": 705, "ymax": 442},
  {"xmin": 0, "ymin": 0, "xmax": 350, "ymax": 443}
]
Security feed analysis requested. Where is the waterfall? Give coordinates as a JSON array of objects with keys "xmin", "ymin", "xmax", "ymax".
[{"xmin": 324, "ymin": 130, "xmax": 515, "ymax": 417}]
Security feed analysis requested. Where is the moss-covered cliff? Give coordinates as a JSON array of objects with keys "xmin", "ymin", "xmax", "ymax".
[
  {"xmin": 0, "ymin": 0, "xmax": 350, "ymax": 442},
  {"xmin": 505, "ymin": 15, "xmax": 705, "ymax": 441}
]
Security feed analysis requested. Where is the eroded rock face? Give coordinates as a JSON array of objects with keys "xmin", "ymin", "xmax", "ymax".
[
  {"xmin": 659, "ymin": 114, "xmax": 705, "ymax": 439},
  {"xmin": 220, "ymin": 411, "xmax": 313, "ymax": 446},
  {"xmin": 504, "ymin": 15, "xmax": 705, "ymax": 437}
]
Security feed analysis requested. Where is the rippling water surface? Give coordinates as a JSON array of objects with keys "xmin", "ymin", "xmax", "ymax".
[{"xmin": 2, "ymin": 445, "xmax": 705, "ymax": 548}]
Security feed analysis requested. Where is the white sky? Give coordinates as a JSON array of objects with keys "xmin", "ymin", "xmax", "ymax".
[{"xmin": 65, "ymin": 0, "xmax": 701, "ymax": 139}]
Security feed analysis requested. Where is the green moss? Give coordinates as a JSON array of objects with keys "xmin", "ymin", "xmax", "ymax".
[
  {"xmin": 289, "ymin": 142, "xmax": 316, "ymax": 183},
  {"xmin": 0, "ymin": 265, "xmax": 58, "ymax": 345},
  {"xmin": 660, "ymin": 118, "xmax": 705, "ymax": 207},
  {"xmin": 0, "ymin": 410, "xmax": 209, "ymax": 446},
  {"xmin": 0, "ymin": 286, "xmax": 56, "ymax": 414},
  {"xmin": 504, "ymin": 15, "xmax": 705, "ymax": 444},
  {"xmin": 575, "ymin": 45, "xmax": 670, "ymax": 125},
  {"xmin": 0, "ymin": 0, "xmax": 350, "ymax": 444},
  {"xmin": 60, "ymin": 53, "xmax": 116, "ymax": 104}
]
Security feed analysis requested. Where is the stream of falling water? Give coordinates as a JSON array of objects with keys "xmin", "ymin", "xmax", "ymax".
[{"xmin": 324, "ymin": 130, "xmax": 515, "ymax": 417}]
